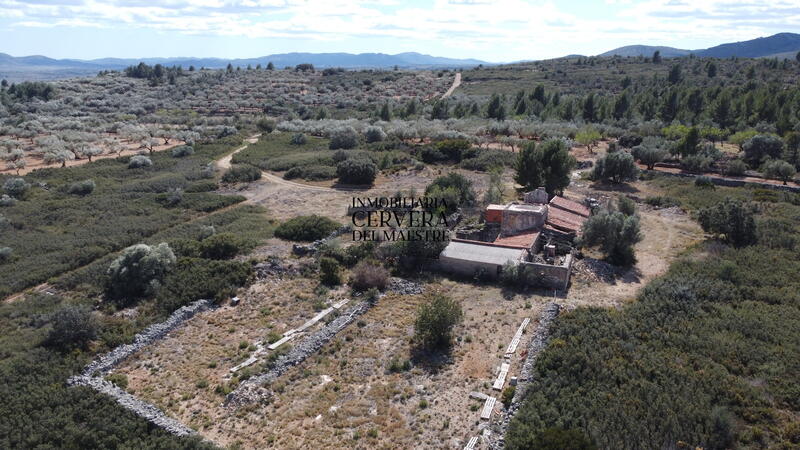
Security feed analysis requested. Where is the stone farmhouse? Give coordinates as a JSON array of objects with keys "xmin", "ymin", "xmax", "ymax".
[{"xmin": 436, "ymin": 188, "xmax": 591, "ymax": 290}]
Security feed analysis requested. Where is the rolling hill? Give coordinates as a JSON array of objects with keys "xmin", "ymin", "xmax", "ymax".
[{"xmin": 599, "ymin": 32, "xmax": 800, "ymax": 59}]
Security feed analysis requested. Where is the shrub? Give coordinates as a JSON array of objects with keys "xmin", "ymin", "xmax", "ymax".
[
  {"xmin": 698, "ymin": 197, "xmax": 757, "ymax": 247},
  {"xmin": 171, "ymin": 145, "xmax": 195, "ymax": 158},
  {"xmin": 0, "ymin": 194, "xmax": 16, "ymax": 206},
  {"xmin": 694, "ymin": 176, "xmax": 715, "ymax": 188},
  {"xmin": 510, "ymin": 427, "xmax": 598, "ymax": 450},
  {"xmin": 459, "ymin": 150, "xmax": 515, "ymax": 171},
  {"xmin": 336, "ymin": 158, "xmax": 377, "ymax": 185},
  {"xmin": 502, "ymin": 385, "xmax": 516, "ymax": 408},
  {"xmin": 3, "ymin": 177, "xmax": 30, "ymax": 198},
  {"xmin": 156, "ymin": 257, "xmax": 252, "ymax": 310},
  {"xmin": 283, "ymin": 165, "xmax": 336, "ymax": 181},
  {"xmin": 222, "ymin": 165, "xmax": 261, "ymax": 183},
  {"xmin": 199, "ymin": 232, "xmax": 243, "ymax": 259},
  {"xmin": 762, "ymin": 159, "xmax": 796, "ymax": 185},
  {"xmin": 66, "ymin": 179, "xmax": 96, "ymax": 196},
  {"xmin": 128, "ymin": 155, "xmax": 152, "ymax": 169},
  {"xmin": 349, "ymin": 261, "xmax": 389, "ymax": 291},
  {"xmin": 163, "ymin": 188, "xmax": 183, "ymax": 206},
  {"xmin": 319, "ymin": 257, "xmax": 341, "ymax": 285},
  {"xmin": 434, "ymin": 139, "xmax": 472, "ymax": 162},
  {"xmin": 425, "ymin": 173, "xmax": 476, "ymax": 211},
  {"xmin": 591, "ymin": 152, "xmax": 638, "ymax": 183},
  {"xmin": 722, "ymin": 159, "xmax": 747, "ymax": 176},
  {"xmin": 105, "ymin": 373, "xmax": 128, "ymax": 389},
  {"xmin": 618, "ymin": 134, "xmax": 643, "ymax": 148},
  {"xmin": 289, "ymin": 133, "xmax": 307, "ymax": 145},
  {"xmin": 644, "ymin": 196, "xmax": 680, "ymax": 208},
  {"xmin": 275, "ymin": 215, "xmax": 340, "ymax": 242},
  {"xmin": 414, "ymin": 293, "xmax": 463, "ymax": 350},
  {"xmin": 681, "ymin": 155, "xmax": 713, "ymax": 173},
  {"xmin": 45, "ymin": 305, "xmax": 96, "ymax": 350},
  {"xmin": 332, "ymin": 150, "xmax": 350, "ymax": 163},
  {"xmin": 0, "ymin": 246, "xmax": 12, "ymax": 263},
  {"xmin": 106, "ymin": 243, "xmax": 176, "ymax": 302},
  {"xmin": 329, "ymin": 126, "xmax": 359, "ymax": 150},
  {"xmin": 256, "ymin": 117, "xmax": 276, "ymax": 133},
  {"xmin": 364, "ymin": 126, "xmax": 387, "ymax": 143}
]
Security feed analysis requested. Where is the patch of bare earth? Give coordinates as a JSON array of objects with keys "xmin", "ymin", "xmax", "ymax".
[{"xmin": 114, "ymin": 276, "xmax": 549, "ymax": 449}]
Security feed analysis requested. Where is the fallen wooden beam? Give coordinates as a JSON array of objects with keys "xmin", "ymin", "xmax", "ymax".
[
  {"xmin": 481, "ymin": 396, "xmax": 496, "ymax": 420},
  {"xmin": 493, "ymin": 363, "xmax": 510, "ymax": 391},
  {"xmin": 464, "ymin": 436, "xmax": 479, "ymax": 450},
  {"xmin": 505, "ymin": 318, "xmax": 530, "ymax": 356},
  {"xmin": 267, "ymin": 333, "xmax": 296, "ymax": 350}
]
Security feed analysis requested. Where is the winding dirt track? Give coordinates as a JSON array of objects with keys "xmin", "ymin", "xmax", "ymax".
[{"xmin": 441, "ymin": 72, "xmax": 462, "ymax": 98}]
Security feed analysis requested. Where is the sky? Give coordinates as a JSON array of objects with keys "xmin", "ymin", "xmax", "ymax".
[{"xmin": 0, "ymin": 0, "xmax": 799, "ymax": 62}]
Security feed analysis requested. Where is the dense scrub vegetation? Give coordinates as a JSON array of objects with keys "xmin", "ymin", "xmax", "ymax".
[
  {"xmin": 507, "ymin": 177, "xmax": 800, "ymax": 449},
  {"xmin": 0, "ymin": 134, "xmax": 246, "ymax": 298},
  {"xmin": 274, "ymin": 214, "xmax": 340, "ymax": 242}
]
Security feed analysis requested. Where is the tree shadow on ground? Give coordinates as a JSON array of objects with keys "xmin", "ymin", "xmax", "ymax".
[
  {"xmin": 590, "ymin": 180, "xmax": 640, "ymax": 194},
  {"xmin": 410, "ymin": 345, "xmax": 454, "ymax": 375}
]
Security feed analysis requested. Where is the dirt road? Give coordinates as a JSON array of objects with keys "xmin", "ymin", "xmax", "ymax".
[{"xmin": 442, "ymin": 72, "xmax": 461, "ymax": 98}]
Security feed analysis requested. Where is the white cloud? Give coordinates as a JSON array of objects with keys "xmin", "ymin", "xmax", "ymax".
[{"xmin": 1, "ymin": 0, "xmax": 798, "ymax": 58}]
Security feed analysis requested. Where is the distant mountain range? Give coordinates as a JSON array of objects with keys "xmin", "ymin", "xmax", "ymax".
[
  {"xmin": 599, "ymin": 32, "xmax": 800, "ymax": 59},
  {"xmin": 0, "ymin": 52, "xmax": 488, "ymax": 82}
]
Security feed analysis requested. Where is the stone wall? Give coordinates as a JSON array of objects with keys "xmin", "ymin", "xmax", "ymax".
[
  {"xmin": 645, "ymin": 169, "xmax": 800, "ymax": 193},
  {"xmin": 68, "ymin": 299, "xmax": 214, "ymax": 437}
]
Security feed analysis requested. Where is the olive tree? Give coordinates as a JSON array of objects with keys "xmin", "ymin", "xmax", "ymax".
[
  {"xmin": 414, "ymin": 293, "xmax": 463, "ymax": 350},
  {"xmin": 698, "ymin": 198, "xmax": 756, "ymax": 247},
  {"xmin": 761, "ymin": 159, "xmax": 796, "ymax": 185},
  {"xmin": 580, "ymin": 209, "xmax": 642, "ymax": 266},
  {"xmin": 3, "ymin": 177, "xmax": 30, "ymax": 198},
  {"xmin": 743, "ymin": 135, "xmax": 784, "ymax": 167},
  {"xmin": 106, "ymin": 243, "xmax": 176, "ymax": 302},
  {"xmin": 591, "ymin": 152, "xmax": 639, "ymax": 183}
]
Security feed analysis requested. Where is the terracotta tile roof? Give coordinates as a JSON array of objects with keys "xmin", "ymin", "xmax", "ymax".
[
  {"xmin": 546, "ymin": 207, "xmax": 587, "ymax": 234},
  {"xmin": 492, "ymin": 231, "xmax": 540, "ymax": 249},
  {"xmin": 549, "ymin": 196, "xmax": 591, "ymax": 217}
]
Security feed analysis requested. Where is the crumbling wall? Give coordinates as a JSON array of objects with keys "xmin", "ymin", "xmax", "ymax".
[
  {"xmin": 520, "ymin": 252, "xmax": 573, "ymax": 290},
  {"xmin": 500, "ymin": 208, "xmax": 546, "ymax": 236},
  {"xmin": 68, "ymin": 299, "xmax": 214, "ymax": 437}
]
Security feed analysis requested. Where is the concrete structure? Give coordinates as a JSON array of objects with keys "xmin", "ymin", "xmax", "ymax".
[
  {"xmin": 437, "ymin": 241, "xmax": 526, "ymax": 279},
  {"xmin": 437, "ymin": 189, "xmax": 591, "ymax": 290}
]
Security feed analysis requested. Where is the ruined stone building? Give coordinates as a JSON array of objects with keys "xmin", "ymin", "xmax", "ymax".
[{"xmin": 436, "ymin": 188, "xmax": 591, "ymax": 290}]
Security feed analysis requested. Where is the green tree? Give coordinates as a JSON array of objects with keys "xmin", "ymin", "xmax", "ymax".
[
  {"xmin": 336, "ymin": 159, "xmax": 377, "ymax": 185},
  {"xmin": 667, "ymin": 64, "xmax": 682, "ymax": 84},
  {"xmin": 743, "ymin": 134, "xmax": 784, "ymax": 167},
  {"xmin": 762, "ymin": 159, "xmax": 796, "ymax": 185},
  {"xmin": 106, "ymin": 243, "xmax": 176, "ymax": 302},
  {"xmin": 45, "ymin": 305, "xmax": 97, "ymax": 350},
  {"xmin": 414, "ymin": 293, "xmax": 463, "ymax": 350},
  {"xmin": 706, "ymin": 61, "xmax": 717, "ymax": 78},
  {"xmin": 612, "ymin": 92, "xmax": 630, "ymax": 120},
  {"xmin": 319, "ymin": 257, "xmax": 341, "ymax": 285},
  {"xmin": 676, "ymin": 127, "xmax": 701, "ymax": 157},
  {"xmin": 632, "ymin": 138, "xmax": 667, "ymax": 170},
  {"xmin": 698, "ymin": 198, "xmax": 757, "ymax": 247},
  {"xmin": 379, "ymin": 103, "xmax": 391, "ymax": 121},
  {"xmin": 580, "ymin": 210, "xmax": 642, "ymax": 266},
  {"xmin": 652, "ymin": 50, "xmax": 662, "ymax": 64},
  {"xmin": 582, "ymin": 93, "xmax": 596, "ymax": 122},
  {"xmin": 266, "ymin": 61, "xmax": 274, "ymax": 70},
  {"xmin": 513, "ymin": 139, "xmax": 575, "ymax": 194},
  {"xmin": 575, "ymin": 127, "xmax": 601, "ymax": 154},
  {"xmin": 591, "ymin": 152, "xmax": 639, "ymax": 184},
  {"xmin": 425, "ymin": 172, "xmax": 476, "ymax": 209},
  {"xmin": 487, "ymin": 94, "xmax": 506, "ymax": 120}
]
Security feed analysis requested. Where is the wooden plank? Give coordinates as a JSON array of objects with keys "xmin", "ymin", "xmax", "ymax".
[
  {"xmin": 505, "ymin": 318, "xmax": 530, "ymax": 355},
  {"xmin": 464, "ymin": 436, "xmax": 479, "ymax": 450},
  {"xmin": 480, "ymin": 396, "xmax": 496, "ymax": 420},
  {"xmin": 267, "ymin": 333, "xmax": 296, "ymax": 350},
  {"xmin": 332, "ymin": 299, "xmax": 349, "ymax": 309},
  {"xmin": 493, "ymin": 363, "xmax": 510, "ymax": 390}
]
